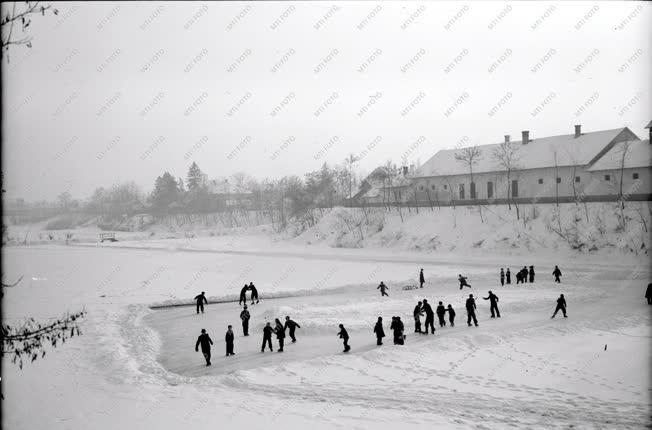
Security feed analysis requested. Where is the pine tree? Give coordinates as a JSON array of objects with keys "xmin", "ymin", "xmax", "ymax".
[{"xmin": 186, "ymin": 162, "xmax": 206, "ymax": 192}]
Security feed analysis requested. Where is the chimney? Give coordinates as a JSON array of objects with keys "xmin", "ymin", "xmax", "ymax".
[
  {"xmin": 521, "ymin": 130, "xmax": 529, "ymax": 145},
  {"xmin": 574, "ymin": 124, "xmax": 581, "ymax": 138},
  {"xmin": 504, "ymin": 135, "xmax": 510, "ymax": 144}
]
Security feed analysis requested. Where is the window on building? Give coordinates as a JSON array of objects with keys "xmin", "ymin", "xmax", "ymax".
[
  {"xmin": 487, "ymin": 181, "xmax": 494, "ymax": 199},
  {"xmin": 459, "ymin": 184, "xmax": 465, "ymax": 199},
  {"xmin": 575, "ymin": 176, "xmax": 580, "ymax": 183},
  {"xmin": 633, "ymin": 172, "xmax": 639, "ymax": 180},
  {"xmin": 538, "ymin": 178, "xmax": 543, "ymax": 184},
  {"xmin": 511, "ymin": 180, "xmax": 518, "ymax": 198},
  {"xmin": 556, "ymin": 177, "xmax": 561, "ymax": 184},
  {"xmin": 431, "ymin": 184, "xmax": 435, "ymax": 190},
  {"xmin": 604, "ymin": 174, "xmax": 610, "ymax": 181},
  {"xmin": 470, "ymin": 182, "xmax": 476, "ymax": 199},
  {"xmin": 419, "ymin": 185, "xmax": 424, "ymax": 191},
  {"xmin": 443, "ymin": 184, "xmax": 447, "ymax": 190}
]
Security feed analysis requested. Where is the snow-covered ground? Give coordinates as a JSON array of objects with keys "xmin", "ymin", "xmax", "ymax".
[{"xmin": 2, "ymin": 240, "xmax": 650, "ymax": 429}]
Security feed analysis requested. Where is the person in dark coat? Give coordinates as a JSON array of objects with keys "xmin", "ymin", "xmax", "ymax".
[
  {"xmin": 529, "ymin": 266, "xmax": 535, "ymax": 283},
  {"xmin": 396, "ymin": 317, "xmax": 405, "ymax": 345},
  {"xmin": 521, "ymin": 266, "xmax": 529, "ymax": 283},
  {"xmin": 374, "ymin": 316, "xmax": 385, "ymax": 345},
  {"xmin": 284, "ymin": 316, "xmax": 301, "ymax": 342},
  {"xmin": 458, "ymin": 274, "xmax": 471, "ymax": 290},
  {"xmin": 413, "ymin": 301, "xmax": 424, "ymax": 333},
  {"xmin": 446, "ymin": 304, "xmax": 456, "ymax": 327},
  {"xmin": 249, "ymin": 282, "xmax": 259, "ymax": 304},
  {"xmin": 422, "ymin": 299, "xmax": 435, "ymax": 334},
  {"xmin": 553, "ymin": 266, "xmax": 562, "ymax": 283},
  {"xmin": 239, "ymin": 284, "xmax": 249, "ymax": 306},
  {"xmin": 419, "ymin": 269, "xmax": 425, "ymax": 288},
  {"xmin": 194, "ymin": 291, "xmax": 208, "ymax": 314},
  {"xmin": 390, "ymin": 317, "xmax": 398, "ymax": 344},
  {"xmin": 195, "ymin": 328, "xmax": 214, "ymax": 366},
  {"xmin": 261, "ymin": 322, "xmax": 274, "ymax": 352},
  {"xmin": 436, "ymin": 301, "xmax": 447, "ymax": 327},
  {"xmin": 337, "ymin": 324, "xmax": 350, "ymax": 352},
  {"xmin": 377, "ymin": 281, "xmax": 389, "ymax": 296},
  {"xmin": 466, "ymin": 294, "xmax": 478, "ymax": 327},
  {"xmin": 483, "ymin": 290, "xmax": 500, "ymax": 318},
  {"xmin": 225, "ymin": 325, "xmax": 235, "ymax": 356},
  {"xmin": 274, "ymin": 318, "xmax": 285, "ymax": 352},
  {"xmin": 240, "ymin": 305, "xmax": 251, "ymax": 336},
  {"xmin": 500, "ymin": 268, "xmax": 505, "ymax": 286},
  {"xmin": 551, "ymin": 294, "xmax": 567, "ymax": 318},
  {"xmin": 646, "ymin": 283, "xmax": 652, "ymax": 305},
  {"xmin": 506, "ymin": 268, "xmax": 511, "ymax": 284}
]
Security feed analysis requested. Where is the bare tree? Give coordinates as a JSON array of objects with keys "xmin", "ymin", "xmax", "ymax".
[
  {"xmin": 491, "ymin": 140, "xmax": 520, "ymax": 211},
  {"xmin": 1, "ymin": 1, "xmax": 59, "ymax": 60},
  {"xmin": 616, "ymin": 141, "xmax": 632, "ymax": 211},
  {"xmin": 455, "ymin": 146, "xmax": 483, "ymax": 222}
]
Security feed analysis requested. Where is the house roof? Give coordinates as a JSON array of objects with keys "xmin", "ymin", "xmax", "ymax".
[
  {"xmin": 416, "ymin": 127, "xmax": 632, "ymax": 177},
  {"xmin": 586, "ymin": 139, "xmax": 652, "ymax": 171}
]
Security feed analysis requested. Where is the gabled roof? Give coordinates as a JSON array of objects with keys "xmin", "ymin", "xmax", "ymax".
[
  {"xmin": 416, "ymin": 127, "xmax": 635, "ymax": 177},
  {"xmin": 586, "ymin": 139, "xmax": 652, "ymax": 171}
]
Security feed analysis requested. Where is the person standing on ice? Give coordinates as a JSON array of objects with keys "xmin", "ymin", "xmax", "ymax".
[
  {"xmin": 551, "ymin": 294, "xmax": 567, "ymax": 318},
  {"xmin": 274, "ymin": 318, "xmax": 286, "ymax": 352},
  {"xmin": 239, "ymin": 284, "xmax": 249, "ymax": 306},
  {"xmin": 506, "ymin": 268, "xmax": 511, "ymax": 285},
  {"xmin": 225, "ymin": 325, "xmax": 235, "ymax": 356},
  {"xmin": 413, "ymin": 301, "xmax": 424, "ymax": 333},
  {"xmin": 646, "ymin": 283, "xmax": 652, "ymax": 305},
  {"xmin": 337, "ymin": 324, "xmax": 350, "ymax": 352},
  {"xmin": 284, "ymin": 316, "xmax": 301, "ymax": 343},
  {"xmin": 240, "ymin": 305, "xmax": 251, "ymax": 336},
  {"xmin": 249, "ymin": 282, "xmax": 259, "ymax": 304},
  {"xmin": 529, "ymin": 266, "xmax": 535, "ymax": 283},
  {"xmin": 436, "ymin": 301, "xmax": 447, "ymax": 327},
  {"xmin": 194, "ymin": 291, "xmax": 208, "ymax": 314},
  {"xmin": 483, "ymin": 291, "xmax": 500, "ymax": 318},
  {"xmin": 374, "ymin": 316, "xmax": 385, "ymax": 345},
  {"xmin": 521, "ymin": 266, "xmax": 529, "ymax": 283},
  {"xmin": 446, "ymin": 304, "xmax": 456, "ymax": 327},
  {"xmin": 377, "ymin": 281, "xmax": 389, "ymax": 296},
  {"xmin": 458, "ymin": 274, "xmax": 471, "ymax": 290},
  {"xmin": 466, "ymin": 294, "xmax": 478, "ymax": 327},
  {"xmin": 421, "ymin": 299, "xmax": 436, "ymax": 334},
  {"xmin": 500, "ymin": 268, "xmax": 505, "ymax": 286},
  {"xmin": 195, "ymin": 328, "xmax": 214, "ymax": 366},
  {"xmin": 420, "ymin": 269, "xmax": 425, "ymax": 288},
  {"xmin": 397, "ymin": 317, "xmax": 405, "ymax": 344},
  {"xmin": 261, "ymin": 322, "xmax": 274, "ymax": 352},
  {"xmin": 552, "ymin": 266, "xmax": 562, "ymax": 283}
]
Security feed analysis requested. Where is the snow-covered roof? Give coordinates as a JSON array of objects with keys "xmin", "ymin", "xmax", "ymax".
[
  {"xmin": 416, "ymin": 128, "xmax": 633, "ymax": 177},
  {"xmin": 586, "ymin": 139, "xmax": 652, "ymax": 171}
]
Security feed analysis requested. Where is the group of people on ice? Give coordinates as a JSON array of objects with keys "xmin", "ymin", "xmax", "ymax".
[{"xmin": 239, "ymin": 282, "xmax": 259, "ymax": 305}]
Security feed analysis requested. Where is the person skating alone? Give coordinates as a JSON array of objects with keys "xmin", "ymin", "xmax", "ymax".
[
  {"xmin": 284, "ymin": 316, "xmax": 301, "ymax": 343},
  {"xmin": 458, "ymin": 274, "xmax": 471, "ymax": 290},
  {"xmin": 506, "ymin": 268, "xmax": 511, "ymax": 285},
  {"xmin": 239, "ymin": 284, "xmax": 249, "ymax": 306},
  {"xmin": 377, "ymin": 281, "xmax": 389, "ymax": 297},
  {"xmin": 274, "ymin": 318, "xmax": 286, "ymax": 352},
  {"xmin": 446, "ymin": 304, "xmax": 456, "ymax": 327},
  {"xmin": 240, "ymin": 305, "xmax": 251, "ymax": 336},
  {"xmin": 249, "ymin": 282, "xmax": 259, "ymax": 304},
  {"xmin": 646, "ymin": 283, "xmax": 652, "ymax": 305},
  {"xmin": 374, "ymin": 316, "xmax": 385, "ymax": 345},
  {"xmin": 483, "ymin": 290, "xmax": 501, "ymax": 318},
  {"xmin": 338, "ymin": 324, "xmax": 350, "ymax": 352},
  {"xmin": 194, "ymin": 291, "xmax": 208, "ymax": 314},
  {"xmin": 436, "ymin": 301, "xmax": 447, "ymax": 327},
  {"xmin": 466, "ymin": 294, "xmax": 478, "ymax": 327},
  {"xmin": 529, "ymin": 266, "xmax": 535, "ymax": 283},
  {"xmin": 500, "ymin": 268, "xmax": 505, "ymax": 286},
  {"xmin": 552, "ymin": 266, "xmax": 562, "ymax": 283},
  {"xmin": 551, "ymin": 294, "xmax": 567, "ymax": 318},
  {"xmin": 195, "ymin": 328, "xmax": 214, "ymax": 366},
  {"xmin": 422, "ymin": 299, "xmax": 436, "ymax": 334},
  {"xmin": 261, "ymin": 322, "xmax": 274, "ymax": 352},
  {"xmin": 420, "ymin": 269, "xmax": 425, "ymax": 288},
  {"xmin": 225, "ymin": 325, "xmax": 235, "ymax": 356},
  {"xmin": 413, "ymin": 301, "xmax": 424, "ymax": 333}
]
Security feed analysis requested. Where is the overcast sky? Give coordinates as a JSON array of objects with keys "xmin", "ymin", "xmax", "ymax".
[{"xmin": 2, "ymin": 1, "xmax": 650, "ymax": 202}]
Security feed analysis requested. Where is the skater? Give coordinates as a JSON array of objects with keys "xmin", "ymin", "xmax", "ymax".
[
  {"xmin": 374, "ymin": 316, "xmax": 385, "ymax": 345},
  {"xmin": 446, "ymin": 304, "xmax": 456, "ymax": 327},
  {"xmin": 390, "ymin": 317, "xmax": 399, "ymax": 344},
  {"xmin": 515, "ymin": 271, "xmax": 523, "ymax": 284},
  {"xmin": 194, "ymin": 291, "xmax": 208, "ymax": 314},
  {"xmin": 551, "ymin": 294, "xmax": 567, "ymax": 318},
  {"xmin": 249, "ymin": 282, "xmax": 259, "ymax": 304},
  {"xmin": 436, "ymin": 301, "xmax": 447, "ymax": 327},
  {"xmin": 552, "ymin": 266, "xmax": 562, "ymax": 283},
  {"xmin": 240, "ymin": 305, "xmax": 250, "ymax": 336},
  {"xmin": 284, "ymin": 316, "xmax": 301, "ymax": 342},
  {"xmin": 377, "ymin": 281, "xmax": 389, "ymax": 297},
  {"xmin": 413, "ymin": 301, "xmax": 424, "ymax": 333},
  {"xmin": 483, "ymin": 290, "xmax": 500, "ymax": 318},
  {"xmin": 225, "ymin": 325, "xmax": 235, "ymax": 356},
  {"xmin": 529, "ymin": 266, "xmax": 535, "ymax": 283},
  {"xmin": 422, "ymin": 299, "xmax": 436, "ymax": 334},
  {"xmin": 646, "ymin": 283, "xmax": 652, "ymax": 305},
  {"xmin": 239, "ymin": 284, "xmax": 248, "ymax": 306},
  {"xmin": 500, "ymin": 268, "xmax": 505, "ymax": 286},
  {"xmin": 396, "ymin": 317, "xmax": 405, "ymax": 345},
  {"xmin": 466, "ymin": 294, "xmax": 478, "ymax": 327},
  {"xmin": 195, "ymin": 328, "xmax": 214, "ymax": 366},
  {"xmin": 274, "ymin": 318, "xmax": 285, "ymax": 352},
  {"xmin": 458, "ymin": 274, "xmax": 471, "ymax": 290},
  {"xmin": 261, "ymin": 322, "xmax": 274, "ymax": 352},
  {"xmin": 420, "ymin": 269, "xmax": 425, "ymax": 288},
  {"xmin": 506, "ymin": 268, "xmax": 511, "ymax": 285},
  {"xmin": 522, "ymin": 266, "xmax": 529, "ymax": 283},
  {"xmin": 337, "ymin": 324, "xmax": 350, "ymax": 352}
]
